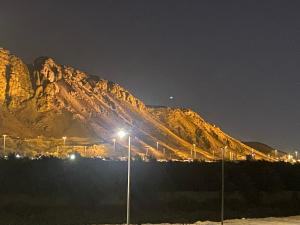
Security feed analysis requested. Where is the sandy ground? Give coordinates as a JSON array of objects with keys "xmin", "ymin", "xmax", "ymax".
[{"xmin": 141, "ymin": 215, "xmax": 300, "ymax": 225}]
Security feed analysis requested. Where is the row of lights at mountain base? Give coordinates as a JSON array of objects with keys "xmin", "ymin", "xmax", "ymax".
[{"xmin": 2, "ymin": 134, "xmax": 300, "ymax": 162}]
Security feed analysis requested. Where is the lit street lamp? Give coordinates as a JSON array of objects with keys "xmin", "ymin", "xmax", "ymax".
[
  {"xmin": 69, "ymin": 153, "xmax": 76, "ymax": 160},
  {"xmin": 156, "ymin": 141, "xmax": 159, "ymax": 151},
  {"xmin": 117, "ymin": 129, "xmax": 131, "ymax": 225},
  {"xmin": 193, "ymin": 144, "xmax": 196, "ymax": 159},
  {"xmin": 112, "ymin": 138, "xmax": 116, "ymax": 152},
  {"xmin": 62, "ymin": 136, "xmax": 67, "ymax": 146},
  {"xmin": 295, "ymin": 151, "xmax": 298, "ymax": 160}
]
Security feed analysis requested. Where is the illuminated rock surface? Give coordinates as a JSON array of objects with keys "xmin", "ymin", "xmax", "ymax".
[{"xmin": 0, "ymin": 47, "xmax": 271, "ymax": 160}]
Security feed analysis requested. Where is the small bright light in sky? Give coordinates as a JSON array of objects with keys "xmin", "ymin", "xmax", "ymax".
[
  {"xmin": 169, "ymin": 96, "xmax": 174, "ymax": 100},
  {"xmin": 69, "ymin": 154, "xmax": 76, "ymax": 160},
  {"xmin": 117, "ymin": 130, "xmax": 127, "ymax": 138}
]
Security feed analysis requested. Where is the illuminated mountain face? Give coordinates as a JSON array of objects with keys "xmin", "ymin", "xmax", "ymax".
[{"xmin": 0, "ymin": 47, "xmax": 270, "ymax": 160}]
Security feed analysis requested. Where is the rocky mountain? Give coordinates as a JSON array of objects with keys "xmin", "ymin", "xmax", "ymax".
[
  {"xmin": 0, "ymin": 47, "xmax": 271, "ymax": 160},
  {"xmin": 243, "ymin": 142, "xmax": 286, "ymax": 158}
]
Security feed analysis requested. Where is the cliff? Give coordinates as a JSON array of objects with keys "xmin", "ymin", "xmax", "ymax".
[{"xmin": 0, "ymin": 47, "xmax": 271, "ymax": 160}]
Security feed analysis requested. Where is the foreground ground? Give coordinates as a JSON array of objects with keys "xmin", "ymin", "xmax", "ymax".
[
  {"xmin": 0, "ymin": 158, "xmax": 299, "ymax": 224},
  {"xmin": 194, "ymin": 215, "xmax": 300, "ymax": 224}
]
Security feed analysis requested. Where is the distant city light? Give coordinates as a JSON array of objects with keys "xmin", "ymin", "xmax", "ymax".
[
  {"xmin": 169, "ymin": 96, "xmax": 174, "ymax": 100},
  {"xmin": 16, "ymin": 154, "xmax": 21, "ymax": 159},
  {"xmin": 62, "ymin": 136, "xmax": 67, "ymax": 144},
  {"xmin": 69, "ymin": 154, "xmax": 76, "ymax": 160}
]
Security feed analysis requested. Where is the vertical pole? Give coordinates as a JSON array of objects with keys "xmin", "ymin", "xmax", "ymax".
[
  {"xmin": 127, "ymin": 136, "xmax": 131, "ymax": 225},
  {"xmin": 113, "ymin": 139, "xmax": 116, "ymax": 153},
  {"xmin": 193, "ymin": 144, "xmax": 196, "ymax": 159},
  {"xmin": 3, "ymin": 135, "xmax": 6, "ymax": 156},
  {"xmin": 221, "ymin": 147, "xmax": 224, "ymax": 225},
  {"xmin": 156, "ymin": 141, "xmax": 159, "ymax": 151}
]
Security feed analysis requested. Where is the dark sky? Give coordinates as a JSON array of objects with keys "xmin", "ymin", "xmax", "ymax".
[{"xmin": 1, "ymin": 0, "xmax": 299, "ymax": 152}]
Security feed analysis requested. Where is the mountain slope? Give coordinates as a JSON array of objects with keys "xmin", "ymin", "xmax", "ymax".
[
  {"xmin": 0, "ymin": 47, "xmax": 271, "ymax": 160},
  {"xmin": 243, "ymin": 142, "xmax": 286, "ymax": 157}
]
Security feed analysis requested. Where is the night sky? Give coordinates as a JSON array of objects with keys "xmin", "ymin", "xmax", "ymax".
[{"xmin": 1, "ymin": 0, "xmax": 299, "ymax": 152}]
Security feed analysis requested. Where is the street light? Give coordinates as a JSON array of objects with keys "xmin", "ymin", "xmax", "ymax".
[
  {"xmin": 156, "ymin": 141, "xmax": 159, "ymax": 151},
  {"xmin": 193, "ymin": 144, "xmax": 196, "ymax": 159},
  {"xmin": 3, "ymin": 134, "xmax": 7, "ymax": 156},
  {"xmin": 69, "ymin": 153, "xmax": 76, "ymax": 160},
  {"xmin": 117, "ymin": 130, "xmax": 127, "ymax": 139},
  {"xmin": 295, "ymin": 151, "xmax": 298, "ymax": 160},
  {"xmin": 62, "ymin": 136, "xmax": 67, "ymax": 146},
  {"xmin": 112, "ymin": 138, "xmax": 116, "ymax": 152},
  {"xmin": 117, "ymin": 129, "xmax": 131, "ymax": 225},
  {"xmin": 221, "ymin": 145, "xmax": 228, "ymax": 225}
]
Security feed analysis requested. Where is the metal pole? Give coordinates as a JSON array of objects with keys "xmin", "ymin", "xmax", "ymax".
[
  {"xmin": 3, "ymin": 135, "xmax": 6, "ymax": 156},
  {"xmin": 113, "ymin": 139, "xmax": 116, "ymax": 152},
  {"xmin": 156, "ymin": 141, "xmax": 159, "ymax": 151},
  {"xmin": 193, "ymin": 144, "xmax": 196, "ymax": 159},
  {"xmin": 221, "ymin": 147, "xmax": 225, "ymax": 225},
  {"xmin": 127, "ymin": 136, "xmax": 131, "ymax": 225}
]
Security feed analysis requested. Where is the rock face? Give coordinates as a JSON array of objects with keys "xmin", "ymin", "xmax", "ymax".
[
  {"xmin": 0, "ymin": 49, "xmax": 9, "ymax": 104},
  {"xmin": 0, "ymin": 48, "xmax": 34, "ymax": 108},
  {"xmin": 0, "ymin": 47, "xmax": 271, "ymax": 160}
]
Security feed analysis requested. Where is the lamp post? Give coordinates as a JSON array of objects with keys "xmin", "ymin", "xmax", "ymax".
[
  {"xmin": 3, "ymin": 134, "xmax": 7, "ymax": 156},
  {"xmin": 112, "ymin": 138, "xmax": 116, "ymax": 152},
  {"xmin": 221, "ymin": 146, "xmax": 228, "ymax": 225},
  {"xmin": 193, "ymin": 144, "xmax": 196, "ymax": 159},
  {"xmin": 295, "ymin": 151, "xmax": 298, "ymax": 161},
  {"xmin": 62, "ymin": 136, "xmax": 67, "ymax": 146},
  {"xmin": 156, "ymin": 141, "xmax": 159, "ymax": 151},
  {"xmin": 117, "ymin": 130, "xmax": 131, "ymax": 225}
]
